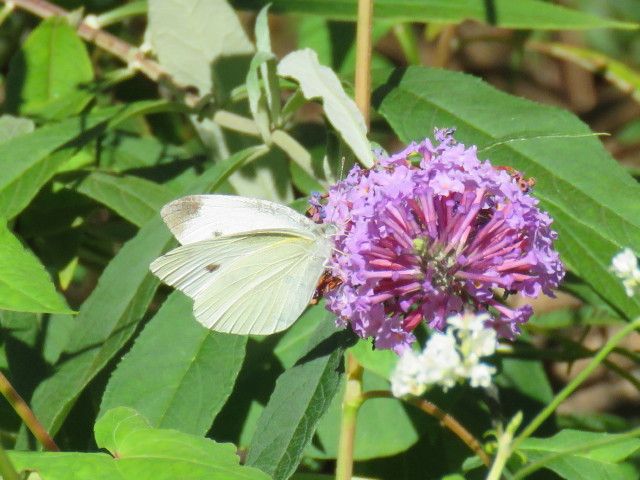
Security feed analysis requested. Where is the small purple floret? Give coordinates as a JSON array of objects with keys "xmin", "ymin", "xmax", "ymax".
[{"xmin": 311, "ymin": 129, "xmax": 564, "ymax": 353}]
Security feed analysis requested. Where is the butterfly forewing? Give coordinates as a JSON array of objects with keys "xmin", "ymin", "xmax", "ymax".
[
  {"xmin": 151, "ymin": 194, "xmax": 335, "ymax": 335},
  {"xmin": 161, "ymin": 195, "xmax": 317, "ymax": 245}
]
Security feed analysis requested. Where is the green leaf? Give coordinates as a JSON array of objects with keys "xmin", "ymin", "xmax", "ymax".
[
  {"xmin": 529, "ymin": 305, "xmax": 623, "ymax": 330},
  {"xmin": 277, "ymin": 49, "xmax": 374, "ymax": 169},
  {"xmin": 232, "ymin": 0, "xmax": 636, "ymax": 30},
  {"xmin": 246, "ymin": 315, "xmax": 353, "ymax": 479},
  {"xmin": 6, "ymin": 17, "xmax": 93, "ymax": 118},
  {"xmin": 75, "ymin": 171, "xmax": 175, "ymax": 227},
  {"xmin": 0, "ymin": 110, "xmax": 113, "ymax": 220},
  {"xmin": 99, "ymin": 292, "xmax": 246, "ymax": 435},
  {"xmin": 519, "ymin": 429, "xmax": 640, "ymax": 479},
  {"xmin": 227, "ymin": 148, "xmax": 294, "ymax": 203},
  {"xmin": 311, "ymin": 370, "xmax": 420, "ymax": 460},
  {"xmin": 19, "ymin": 146, "xmax": 268, "ymax": 445},
  {"xmin": 147, "ymin": 0, "xmax": 253, "ymax": 96},
  {"xmin": 350, "ymin": 338, "xmax": 398, "ymax": 380},
  {"xmin": 377, "ymin": 67, "xmax": 640, "ymax": 320},
  {"xmin": 0, "ymin": 115, "xmax": 34, "ymax": 143},
  {"xmin": 10, "ymin": 407, "xmax": 271, "ymax": 480},
  {"xmin": 496, "ymin": 358, "xmax": 553, "ymax": 404},
  {"xmin": 0, "ymin": 222, "xmax": 71, "ymax": 314}
]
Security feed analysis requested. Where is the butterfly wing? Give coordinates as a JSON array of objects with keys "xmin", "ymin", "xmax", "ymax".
[
  {"xmin": 150, "ymin": 230, "xmax": 332, "ymax": 335},
  {"xmin": 150, "ymin": 233, "xmax": 284, "ymax": 299},
  {"xmin": 161, "ymin": 195, "xmax": 316, "ymax": 245}
]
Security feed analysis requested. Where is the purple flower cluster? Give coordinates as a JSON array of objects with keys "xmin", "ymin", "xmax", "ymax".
[{"xmin": 310, "ymin": 130, "xmax": 564, "ymax": 353}]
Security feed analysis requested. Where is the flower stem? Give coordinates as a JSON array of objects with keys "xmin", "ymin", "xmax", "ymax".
[
  {"xmin": 335, "ymin": 354, "xmax": 364, "ymax": 480},
  {"xmin": 0, "ymin": 441, "xmax": 19, "ymax": 480},
  {"xmin": 362, "ymin": 390, "xmax": 491, "ymax": 467},
  {"xmin": 512, "ymin": 317, "xmax": 640, "ymax": 451},
  {"xmin": 334, "ymin": 1, "xmax": 372, "ymax": 476},
  {"xmin": 0, "ymin": 371, "xmax": 59, "ymax": 451},
  {"xmin": 354, "ymin": 0, "xmax": 374, "ymax": 128}
]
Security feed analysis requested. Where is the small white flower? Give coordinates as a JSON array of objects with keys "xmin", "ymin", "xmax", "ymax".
[
  {"xmin": 390, "ymin": 311, "xmax": 499, "ymax": 397},
  {"xmin": 468, "ymin": 363, "xmax": 496, "ymax": 388},
  {"xmin": 421, "ymin": 332, "xmax": 461, "ymax": 390},
  {"xmin": 391, "ymin": 349, "xmax": 427, "ymax": 398},
  {"xmin": 610, "ymin": 248, "xmax": 640, "ymax": 297},
  {"xmin": 611, "ymin": 248, "xmax": 639, "ymax": 277},
  {"xmin": 447, "ymin": 311, "xmax": 490, "ymax": 333}
]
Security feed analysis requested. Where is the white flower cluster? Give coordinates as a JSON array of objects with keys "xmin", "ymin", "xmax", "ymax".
[
  {"xmin": 391, "ymin": 312, "xmax": 498, "ymax": 398},
  {"xmin": 610, "ymin": 248, "xmax": 640, "ymax": 297}
]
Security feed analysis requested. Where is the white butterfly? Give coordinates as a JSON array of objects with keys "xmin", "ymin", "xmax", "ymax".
[{"xmin": 150, "ymin": 195, "xmax": 336, "ymax": 335}]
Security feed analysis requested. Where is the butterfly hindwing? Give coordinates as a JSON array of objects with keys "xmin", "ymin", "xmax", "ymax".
[
  {"xmin": 150, "ymin": 233, "xmax": 289, "ymax": 299},
  {"xmin": 151, "ymin": 229, "xmax": 332, "ymax": 334},
  {"xmin": 194, "ymin": 232, "xmax": 331, "ymax": 334}
]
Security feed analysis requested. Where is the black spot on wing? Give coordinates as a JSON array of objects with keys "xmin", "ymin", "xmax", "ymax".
[{"xmin": 205, "ymin": 264, "xmax": 220, "ymax": 273}]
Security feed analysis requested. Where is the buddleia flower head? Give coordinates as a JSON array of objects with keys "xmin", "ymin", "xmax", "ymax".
[{"xmin": 310, "ymin": 129, "xmax": 564, "ymax": 353}]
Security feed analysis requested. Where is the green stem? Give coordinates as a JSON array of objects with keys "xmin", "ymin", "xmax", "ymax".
[
  {"xmin": 393, "ymin": 23, "xmax": 420, "ymax": 65},
  {"xmin": 91, "ymin": 0, "xmax": 147, "ymax": 28},
  {"xmin": 0, "ymin": 441, "xmax": 19, "ymax": 480},
  {"xmin": 512, "ymin": 317, "xmax": 640, "ymax": 451},
  {"xmin": 0, "ymin": 371, "xmax": 59, "ymax": 451},
  {"xmin": 486, "ymin": 429, "xmax": 515, "ymax": 480},
  {"xmin": 335, "ymin": 354, "xmax": 364, "ymax": 480}
]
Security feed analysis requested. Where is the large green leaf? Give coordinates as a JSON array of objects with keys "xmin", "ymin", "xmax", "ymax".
[
  {"xmin": 76, "ymin": 171, "xmax": 175, "ymax": 227},
  {"xmin": 20, "ymin": 146, "xmax": 267, "ymax": 445},
  {"xmin": 246, "ymin": 315, "xmax": 353, "ymax": 480},
  {"xmin": 0, "ymin": 110, "xmax": 113, "ymax": 220},
  {"xmin": 10, "ymin": 407, "xmax": 270, "ymax": 480},
  {"xmin": 99, "ymin": 292, "xmax": 246, "ymax": 435},
  {"xmin": 232, "ymin": 0, "xmax": 635, "ymax": 30},
  {"xmin": 519, "ymin": 429, "xmax": 640, "ymax": 479},
  {"xmin": 147, "ymin": 0, "xmax": 253, "ymax": 96},
  {"xmin": 6, "ymin": 17, "xmax": 93, "ymax": 118},
  {"xmin": 377, "ymin": 67, "xmax": 640, "ymax": 320},
  {"xmin": 0, "ymin": 222, "xmax": 71, "ymax": 314}
]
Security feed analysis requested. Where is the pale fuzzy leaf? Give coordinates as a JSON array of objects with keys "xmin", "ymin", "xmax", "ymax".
[
  {"xmin": 277, "ymin": 48, "xmax": 374, "ymax": 168},
  {"xmin": 148, "ymin": 0, "xmax": 254, "ymax": 95}
]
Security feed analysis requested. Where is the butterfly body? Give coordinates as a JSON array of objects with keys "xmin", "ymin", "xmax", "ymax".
[{"xmin": 150, "ymin": 195, "xmax": 335, "ymax": 335}]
